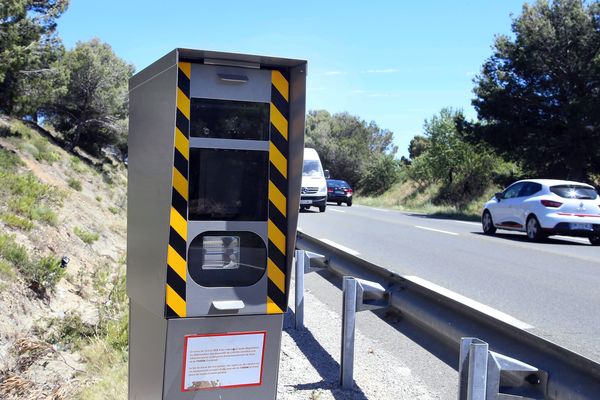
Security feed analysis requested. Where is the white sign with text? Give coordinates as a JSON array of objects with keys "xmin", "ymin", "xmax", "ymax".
[{"xmin": 182, "ymin": 331, "xmax": 266, "ymax": 392}]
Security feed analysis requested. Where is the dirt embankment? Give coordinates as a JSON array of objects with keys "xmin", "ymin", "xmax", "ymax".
[{"xmin": 0, "ymin": 117, "xmax": 128, "ymax": 399}]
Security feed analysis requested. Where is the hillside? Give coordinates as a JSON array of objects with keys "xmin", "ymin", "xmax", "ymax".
[{"xmin": 0, "ymin": 116, "xmax": 128, "ymax": 399}]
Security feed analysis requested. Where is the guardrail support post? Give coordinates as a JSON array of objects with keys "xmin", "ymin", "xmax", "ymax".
[
  {"xmin": 294, "ymin": 249, "xmax": 305, "ymax": 329},
  {"xmin": 340, "ymin": 276, "xmax": 388, "ymax": 390},
  {"xmin": 294, "ymin": 250, "xmax": 327, "ymax": 330},
  {"xmin": 458, "ymin": 337, "xmax": 546, "ymax": 400},
  {"xmin": 341, "ymin": 276, "xmax": 357, "ymax": 390}
]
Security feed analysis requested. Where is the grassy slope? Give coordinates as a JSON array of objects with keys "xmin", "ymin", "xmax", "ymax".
[
  {"xmin": 0, "ymin": 117, "xmax": 128, "ymax": 399},
  {"xmin": 356, "ymin": 178, "xmax": 499, "ymax": 221}
]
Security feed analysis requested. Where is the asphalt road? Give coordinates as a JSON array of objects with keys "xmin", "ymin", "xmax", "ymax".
[{"xmin": 298, "ymin": 203, "xmax": 600, "ymax": 364}]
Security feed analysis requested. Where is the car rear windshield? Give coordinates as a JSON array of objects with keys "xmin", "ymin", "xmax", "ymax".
[
  {"xmin": 550, "ymin": 185, "xmax": 598, "ymax": 200},
  {"xmin": 327, "ymin": 180, "xmax": 349, "ymax": 187}
]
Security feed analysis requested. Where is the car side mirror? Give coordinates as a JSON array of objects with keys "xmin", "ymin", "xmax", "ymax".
[
  {"xmin": 324, "ymin": 169, "xmax": 330, "ymax": 179},
  {"xmin": 495, "ymin": 192, "xmax": 504, "ymax": 201}
]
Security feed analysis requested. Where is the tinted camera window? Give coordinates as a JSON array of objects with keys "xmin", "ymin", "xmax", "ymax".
[
  {"xmin": 188, "ymin": 148, "xmax": 268, "ymax": 221},
  {"xmin": 188, "ymin": 231, "xmax": 266, "ymax": 287},
  {"xmin": 550, "ymin": 185, "xmax": 598, "ymax": 200},
  {"xmin": 190, "ymin": 98, "xmax": 269, "ymax": 140}
]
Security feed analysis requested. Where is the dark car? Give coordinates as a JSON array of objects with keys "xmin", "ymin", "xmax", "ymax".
[{"xmin": 326, "ymin": 179, "xmax": 353, "ymax": 206}]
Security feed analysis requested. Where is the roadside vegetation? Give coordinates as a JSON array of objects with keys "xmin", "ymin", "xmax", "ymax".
[
  {"xmin": 0, "ymin": 117, "xmax": 129, "ymax": 398},
  {"xmin": 74, "ymin": 227, "xmax": 100, "ymax": 245},
  {"xmin": 0, "ymin": 144, "xmax": 63, "ymax": 229},
  {"xmin": 357, "ymin": 0, "xmax": 600, "ymax": 216}
]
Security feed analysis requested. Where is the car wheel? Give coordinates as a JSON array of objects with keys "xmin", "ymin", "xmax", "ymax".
[
  {"xmin": 319, "ymin": 205, "xmax": 326, "ymax": 213},
  {"xmin": 526, "ymin": 215, "xmax": 545, "ymax": 242},
  {"xmin": 337, "ymin": 201, "xmax": 342, "ymax": 206},
  {"xmin": 482, "ymin": 210, "xmax": 496, "ymax": 235},
  {"xmin": 589, "ymin": 235, "xmax": 600, "ymax": 246},
  {"xmin": 347, "ymin": 200, "xmax": 352, "ymax": 207}
]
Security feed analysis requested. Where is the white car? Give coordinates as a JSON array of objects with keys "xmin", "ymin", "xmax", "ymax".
[{"xmin": 482, "ymin": 179, "xmax": 600, "ymax": 245}]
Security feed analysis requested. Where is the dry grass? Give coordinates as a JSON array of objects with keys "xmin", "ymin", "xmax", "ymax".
[
  {"xmin": 357, "ymin": 179, "xmax": 498, "ymax": 220},
  {"xmin": 76, "ymin": 339, "xmax": 127, "ymax": 400},
  {"xmin": 0, "ymin": 374, "xmax": 69, "ymax": 400},
  {"xmin": 0, "ymin": 374, "xmax": 34, "ymax": 399}
]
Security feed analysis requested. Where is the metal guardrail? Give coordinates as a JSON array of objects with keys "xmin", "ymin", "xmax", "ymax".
[{"xmin": 295, "ymin": 231, "xmax": 600, "ymax": 399}]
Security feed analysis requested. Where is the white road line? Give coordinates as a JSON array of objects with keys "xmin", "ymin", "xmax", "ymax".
[
  {"xmin": 453, "ymin": 220, "xmax": 480, "ymax": 226},
  {"xmin": 329, "ymin": 208, "xmax": 346, "ymax": 213},
  {"xmin": 319, "ymin": 238, "xmax": 360, "ymax": 256},
  {"xmin": 415, "ymin": 225, "xmax": 459, "ymax": 236},
  {"xmin": 405, "ymin": 276, "xmax": 535, "ymax": 330}
]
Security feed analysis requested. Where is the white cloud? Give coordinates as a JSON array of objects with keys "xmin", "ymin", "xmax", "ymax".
[
  {"xmin": 367, "ymin": 92, "xmax": 402, "ymax": 98},
  {"xmin": 364, "ymin": 68, "xmax": 400, "ymax": 74}
]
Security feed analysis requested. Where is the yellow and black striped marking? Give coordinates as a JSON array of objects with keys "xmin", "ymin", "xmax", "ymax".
[
  {"xmin": 267, "ymin": 70, "xmax": 290, "ymax": 314},
  {"xmin": 165, "ymin": 62, "xmax": 191, "ymax": 318}
]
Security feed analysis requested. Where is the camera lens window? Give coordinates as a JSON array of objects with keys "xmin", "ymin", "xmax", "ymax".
[
  {"xmin": 189, "ymin": 98, "xmax": 269, "ymax": 141},
  {"xmin": 188, "ymin": 148, "xmax": 268, "ymax": 221},
  {"xmin": 188, "ymin": 231, "xmax": 266, "ymax": 287}
]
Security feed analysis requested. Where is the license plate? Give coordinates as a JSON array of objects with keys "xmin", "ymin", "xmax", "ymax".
[
  {"xmin": 570, "ymin": 223, "xmax": 593, "ymax": 231},
  {"xmin": 300, "ymin": 200, "xmax": 312, "ymax": 205},
  {"xmin": 335, "ymin": 191, "xmax": 344, "ymax": 195}
]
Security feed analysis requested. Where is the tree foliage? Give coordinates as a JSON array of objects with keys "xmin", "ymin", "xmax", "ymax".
[
  {"xmin": 45, "ymin": 39, "xmax": 134, "ymax": 156},
  {"xmin": 470, "ymin": 0, "xmax": 600, "ymax": 181},
  {"xmin": 408, "ymin": 135, "xmax": 430, "ymax": 160},
  {"xmin": 305, "ymin": 110, "xmax": 399, "ymax": 194},
  {"xmin": 0, "ymin": 0, "xmax": 68, "ymax": 116},
  {"xmin": 408, "ymin": 109, "xmax": 514, "ymax": 209}
]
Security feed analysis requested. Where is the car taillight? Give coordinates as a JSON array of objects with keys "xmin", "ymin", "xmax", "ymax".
[
  {"xmin": 347, "ymin": 188, "xmax": 353, "ymax": 194},
  {"xmin": 327, "ymin": 188, "xmax": 333, "ymax": 193},
  {"xmin": 541, "ymin": 200, "xmax": 562, "ymax": 208}
]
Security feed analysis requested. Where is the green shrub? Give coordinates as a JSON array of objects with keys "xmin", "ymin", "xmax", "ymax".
[
  {"xmin": 31, "ymin": 137, "xmax": 60, "ymax": 163},
  {"xmin": 92, "ymin": 268, "xmax": 111, "ymax": 296},
  {"xmin": 95, "ymin": 196, "xmax": 102, "ymax": 202},
  {"xmin": 108, "ymin": 206, "xmax": 119, "ymax": 214},
  {"xmin": 1, "ymin": 213, "xmax": 34, "ymax": 230},
  {"xmin": 0, "ymin": 234, "xmax": 64, "ymax": 295},
  {"xmin": 21, "ymin": 142, "xmax": 39, "ymax": 158},
  {"xmin": 30, "ymin": 206, "xmax": 58, "ymax": 225},
  {"xmin": 70, "ymin": 156, "xmax": 88, "ymax": 173},
  {"xmin": 0, "ymin": 259, "xmax": 15, "ymax": 280},
  {"xmin": 46, "ymin": 312, "xmax": 96, "ymax": 350},
  {"xmin": 97, "ymin": 273, "xmax": 128, "ymax": 352},
  {"xmin": 0, "ymin": 233, "xmax": 30, "ymax": 267},
  {"xmin": 0, "ymin": 148, "xmax": 23, "ymax": 171},
  {"xmin": 359, "ymin": 154, "xmax": 401, "ymax": 195},
  {"xmin": 20, "ymin": 255, "xmax": 65, "ymax": 295},
  {"xmin": 74, "ymin": 227, "xmax": 99, "ymax": 244},
  {"xmin": 68, "ymin": 177, "xmax": 83, "ymax": 191},
  {"xmin": 77, "ymin": 272, "xmax": 129, "ymax": 399},
  {"xmin": 8, "ymin": 120, "xmax": 33, "ymax": 138},
  {"xmin": 1, "ymin": 171, "xmax": 63, "ymax": 226}
]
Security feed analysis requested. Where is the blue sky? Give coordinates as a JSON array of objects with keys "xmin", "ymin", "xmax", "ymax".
[{"xmin": 57, "ymin": 0, "xmax": 526, "ymax": 157}]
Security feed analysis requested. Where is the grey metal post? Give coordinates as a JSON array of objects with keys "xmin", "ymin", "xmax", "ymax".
[
  {"xmin": 458, "ymin": 337, "xmax": 489, "ymax": 400},
  {"xmin": 467, "ymin": 340, "xmax": 488, "ymax": 400},
  {"xmin": 341, "ymin": 276, "xmax": 357, "ymax": 390},
  {"xmin": 458, "ymin": 337, "xmax": 474, "ymax": 399},
  {"xmin": 295, "ymin": 250, "xmax": 305, "ymax": 329}
]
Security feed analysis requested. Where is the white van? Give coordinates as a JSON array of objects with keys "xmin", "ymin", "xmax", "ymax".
[{"xmin": 300, "ymin": 148, "xmax": 327, "ymax": 212}]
